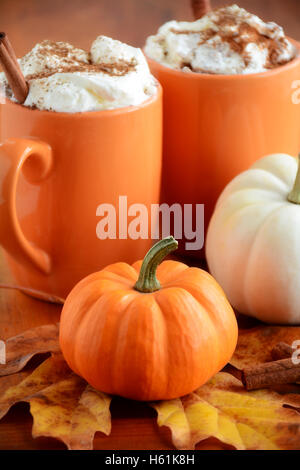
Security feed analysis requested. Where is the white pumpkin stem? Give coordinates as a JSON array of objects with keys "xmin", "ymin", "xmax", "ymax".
[{"xmin": 288, "ymin": 154, "xmax": 300, "ymax": 205}]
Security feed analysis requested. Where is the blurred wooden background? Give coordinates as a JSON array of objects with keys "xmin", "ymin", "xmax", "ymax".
[{"xmin": 0, "ymin": 0, "xmax": 299, "ymax": 56}]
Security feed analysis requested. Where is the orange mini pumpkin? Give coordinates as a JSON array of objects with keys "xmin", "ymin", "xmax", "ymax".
[{"xmin": 59, "ymin": 237, "xmax": 238, "ymax": 401}]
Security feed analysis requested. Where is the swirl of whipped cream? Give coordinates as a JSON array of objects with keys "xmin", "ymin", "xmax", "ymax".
[
  {"xmin": 144, "ymin": 4, "xmax": 297, "ymax": 75},
  {"xmin": 0, "ymin": 36, "xmax": 157, "ymax": 112}
]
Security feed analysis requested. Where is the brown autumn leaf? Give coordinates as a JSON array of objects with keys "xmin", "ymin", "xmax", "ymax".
[
  {"xmin": 152, "ymin": 372, "xmax": 300, "ymax": 450},
  {"xmin": 230, "ymin": 325, "xmax": 300, "ymax": 370},
  {"xmin": 0, "ymin": 353, "xmax": 70, "ymax": 419},
  {"xmin": 0, "ymin": 323, "xmax": 60, "ymax": 376},
  {"xmin": 0, "ymin": 353, "xmax": 112, "ymax": 449}
]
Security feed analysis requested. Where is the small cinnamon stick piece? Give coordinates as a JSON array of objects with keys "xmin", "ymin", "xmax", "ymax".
[
  {"xmin": 0, "ymin": 32, "xmax": 28, "ymax": 103},
  {"xmin": 271, "ymin": 342, "xmax": 294, "ymax": 361},
  {"xmin": 191, "ymin": 0, "xmax": 211, "ymax": 20},
  {"xmin": 241, "ymin": 358, "xmax": 300, "ymax": 391}
]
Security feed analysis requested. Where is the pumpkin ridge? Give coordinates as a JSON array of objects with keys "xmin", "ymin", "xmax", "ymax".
[
  {"xmin": 155, "ymin": 260, "xmax": 189, "ymax": 285},
  {"xmin": 219, "ymin": 199, "xmax": 284, "ymax": 229},
  {"xmin": 190, "ymin": 295, "xmax": 223, "ymax": 376},
  {"xmin": 166, "ymin": 277, "xmax": 236, "ymax": 371},
  {"xmin": 242, "ymin": 202, "xmax": 288, "ymax": 315},
  {"xmin": 60, "ymin": 277, "xmax": 112, "ymax": 373},
  {"xmin": 110, "ymin": 294, "xmax": 169, "ymax": 399},
  {"xmin": 225, "ymin": 186, "xmax": 286, "ymax": 202},
  {"xmin": 97, "ymin": 268, "xmax": 137, "ymax": 286},
  {"xmin": 154, "ymin": 289, "xmax": 195, "ymax": 396},
  {"xmin": 215, "ymin": 168, "xmax": 287, "ymax": 211},
  {"xmin": 104, "ymin": 290, "xmax": 145, "ymax": 394},
  {"xmin": 72, "ymin": 289, "xmax": 139, "ymax": 389},
  {"xmin": 162, "ymin": 267, "xmax": 214, "ymax": 287},
  {"xmin": 247, "ymin": 168, "xmax": 289, "ymax": 193},
  {"xmin": 252, "ymin": 156, "xmax": 296, "ymax": 189},
  {"xmin": 154, "ymin": 287, "xmax": 219, "ymax": 394},
  {"xmin": 143, "ymin": 296, "xmax": 170, "ymax": 398},
  {"xmin": 150, "ymin": 296, "xmax": 172, "ymax": 396}
]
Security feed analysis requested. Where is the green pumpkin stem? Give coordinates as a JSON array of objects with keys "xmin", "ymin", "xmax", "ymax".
[
  {"xmin": 134, "ymin": 236, "xmax": 178, "ymax": 293},
  {"xmin": 288, "ymin": 154, "xmax": 300, "ymax": 204}
]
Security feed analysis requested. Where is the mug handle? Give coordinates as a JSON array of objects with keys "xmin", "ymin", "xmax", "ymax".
[{"xmin": 0, "ymin": 138, "xmax": 52, "ymax": 274}]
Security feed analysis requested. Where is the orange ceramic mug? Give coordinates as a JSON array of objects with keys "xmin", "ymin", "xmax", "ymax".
[
  {"xmin": 0, "ymin": 86, "xmax": 162, "ymax": 298},
  {"xmin": 146, "ymin": 40, "xmax": 300, "ymax": 257}
]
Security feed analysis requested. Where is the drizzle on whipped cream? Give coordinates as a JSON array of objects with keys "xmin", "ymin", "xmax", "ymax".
[
  {"xmin": 144, "ymin": 4, "xmax": 297, "ymax": 75},
  {"xmin": 0, "ymin": 36, "xmax": 157, "ymax": 112}
]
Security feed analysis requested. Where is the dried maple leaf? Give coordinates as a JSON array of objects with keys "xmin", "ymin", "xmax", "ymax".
[
  {"xmin": 151, "ymin": 372, "xmax": 300, "ymax": 450},
  {"xmin": 0, "ymin": 353, "xmax": 112, "ymax": 450},
  {"xmin": 0, "ymin": 353, "xmax": 69, "ymax": 419},
  {"xmin": 230, "ymin": 326, "xmax": 300, "ymax": 369},
  {"xmin": 0, "ymin": 323, "xmax": 60, "ymax": 376}
]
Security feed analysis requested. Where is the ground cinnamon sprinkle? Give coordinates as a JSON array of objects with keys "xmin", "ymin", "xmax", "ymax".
[
  {"xmin": 24, "ymin": 40, "xmax": 137, "ymax": 81},
  {"xmin": 169, "ymin": 13, "xmax": 292, "ymax": 72},
  {"xmin": 26, "ymin": 60, "xmax": 137, "ymax": 80}
]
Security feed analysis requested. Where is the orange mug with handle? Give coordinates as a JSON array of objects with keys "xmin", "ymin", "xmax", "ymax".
[
  {"xmin": 146, "ymin": 40, "xmax": 300, "ymax": 257},
  {"xmin": 0, "ymin": 86, "xmax": 162, "ymax": 298}
]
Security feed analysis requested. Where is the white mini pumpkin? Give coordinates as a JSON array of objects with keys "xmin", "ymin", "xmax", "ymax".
[{"xmin": 206, "ymin": 153, "xmax": 300, "ymax": 325}]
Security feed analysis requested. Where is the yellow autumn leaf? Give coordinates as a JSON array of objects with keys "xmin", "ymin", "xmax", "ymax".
[
  {"xmin": 0, "ymin": 353, "xmax": 112, "ymax": 450},
  {"xmin": 0, "ymin": 353, "xmax": 69, "ymax": 419},
  {"xmin": 152, "ymin": 372, "xmax": 300, "ymax": 450},
  {"xmin": 154, "ymin": 399, "xmax": 190, "ymax": 450}
]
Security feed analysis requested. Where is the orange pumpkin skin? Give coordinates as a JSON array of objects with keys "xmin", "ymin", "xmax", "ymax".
[{"xmin": 59, "ymin": 243, "xmax": 238, "ymax": 401}]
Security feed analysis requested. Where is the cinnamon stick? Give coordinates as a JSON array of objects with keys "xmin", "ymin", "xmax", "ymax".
[
  {"xmin": 0, "ymin": 32, "xmax": 28, "ymax": 103},
  {"xmin": 271, "ymin": 342, "xmax": 294, "ymax": 361},
  {"xmin": 242, "ymin": 358, "xmax": 300, "ymax": 391},
  {"xmin": 191, "ymin": 0, "xmax": 211, "ymax": 20}
]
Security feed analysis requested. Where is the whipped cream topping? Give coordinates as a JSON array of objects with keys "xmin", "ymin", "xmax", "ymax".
[
  {"xmin": 144, "ymin": 4, "xmax": 297, "ymax": 75},
  {"xmin": 0, "ymin": 36, "xmax": 157, "ymax": 112}
]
